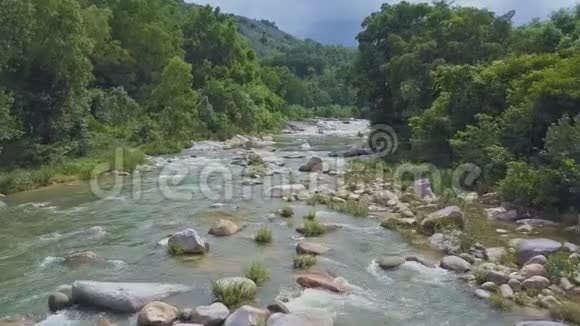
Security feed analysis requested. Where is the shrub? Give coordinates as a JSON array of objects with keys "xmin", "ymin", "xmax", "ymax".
[
  {"xmin": 247, "ymin": 152, "xmax": 265, "ymax": 166},
  {"xmin": 307, "ymin": 194, "xmax": 329, "ymax": 206},
  {"xmin": 279, "ymin": 206, "xmax": 294, "ymax": 218},
  {"xmin": 329, "ymin": 199, "xmax": 369, "ymax": 217},
  {"xmin": 211, "ymin": 280, "xmax": 257, "ymax": 309},
  {"xmin": 498, "ymin": 249, "xmax": 518, "ymax": 267},
  {"xmin": 473, "ymin": 269, "xmax": 487, "ymax": 285},
  {"xmin": 489, "ymin": 293, "xmax": 513, "ymax": 311},
  {"xmin": 304, "ymin": 211, "xmax": 317, "ymax": 220},
  {"xmin": 499, "ymin": 162, "xmax": 559, "ymax": 208},
  {"xmin": 437, "ymin": 189, "xmax": 465, "ymax": 209},
  {"xmin": 546, "ymin": 251, "xmax": 576, "ymax": 282},
  {"xmin": 106, "ymin": 146, "xmax": 146, "ymax": 173},
  {"xmin": 302, "ymin": 220, "xmax": 326, "ymax": 237},
  {"xmin": 254, "ymin": 228, "xmax": 273, "ymax": 244},
  {"xmin": 141, "ymin": 141, "xmax": 183, "ymax": 156},
  {"xmin": 557, "ymin": 301, "xmax": 580, "ymax": 325},
  {"xmin": 244, "ymin": 262, "xmax": 271, "ymax": 286},
  {"xmin": 293, "ymin": 254, "xmax": 317, "ymax": 269}
]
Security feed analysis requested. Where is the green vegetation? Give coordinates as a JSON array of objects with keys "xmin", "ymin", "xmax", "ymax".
[
  {"xmin": 0, "ymin": 0, "xmax": 359, "ymax": 194},
  {"xmin": 254, "ymin": 228, "xmax": 273, "ymax": 244},
  {"xmin": 279, "ymin": 206, "xmax": 294, "ymax": 218},
  {"xmin": 329, "ymin": 198, "xmax": 369, "ymax": 217},
  {"xmin": 211, "ymin": 280, "xmax": 257, "ymax": 309},
  {"xmin": 304, "ymin": 211, "xmax": 317, "ymax": 221},
  {"xmin": 293, "ymin": 254, "xmax": 317, "ymax": 269},
  {"xmin": 546, "ymin": 251, "xmax": 576, "ymax": 282},
  {"xmin": 244, "ymin": 262, "xmax": 271, "ymax": 287},
  {"xmin": 489, "ymin": 293, "xmax": 513, "ymax": 311},
  {"xmin": 556, "ymin": 302, "xmax": 580, "ymax": 325},
  {"xmin": 355, "ymin": 1, "xmax": 580, "ymax": 214},
  {"xmin": 498, "ymin": 249, "xmax": 519, "ymax": 268},
  {"xmin": 301, "ymin": 219, "xmax": 326, "ymax": 237}
]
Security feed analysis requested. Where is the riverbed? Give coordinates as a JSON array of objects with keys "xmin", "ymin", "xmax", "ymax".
[{"xmin": 0, "ymin": 120, "xmax": 530, "ymax": 325}]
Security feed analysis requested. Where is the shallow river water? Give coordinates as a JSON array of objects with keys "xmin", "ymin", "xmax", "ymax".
[{"xmin": 0, "ymin": 120, "xmax": 529, "ymax": 325}]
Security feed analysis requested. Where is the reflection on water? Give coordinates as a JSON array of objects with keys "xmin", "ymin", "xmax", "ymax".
[{"xmin": 0, "ymin": 124, "xmax": 525, "ymax": 325}]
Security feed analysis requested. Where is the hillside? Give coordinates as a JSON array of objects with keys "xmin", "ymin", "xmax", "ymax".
[{"xmin": 236, "ymin": 16, "xmax": 302, "ymax": 58}]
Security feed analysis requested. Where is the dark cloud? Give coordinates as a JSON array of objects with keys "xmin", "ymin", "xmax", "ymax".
[{"xmin": 188, "ymin": 0, "xmax": 579, "ymax": 45}]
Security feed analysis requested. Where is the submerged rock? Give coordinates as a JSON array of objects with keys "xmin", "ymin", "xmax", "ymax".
[
  {"xmin": 47, "ymin": 292, "xmax": 73, "ymax": 312},
  {"xmin": 377, "ymin": 256, "xmax": 406, "ymax": 270},
  {"xmin": 298, "ymin": 157, "xmax": 323, "ymax": 173},
  {"xmin": 296, "ymin": 242, "xmax": 330, "ymax": 255},
  {"xmin": 267, "ymin": 311, "xmax": 333, "ymax": 326},
  {"xmin": 168, "ymin": 229, "xmax": 209, "ymax": 255},
  {"xmin": 420, "ymin": 206, "xmax": 465, "ymax": 235},
  {"xmin": 71, "ymin": 281, "xmax": 190, "ymax": 313},
  {"xmin": 296, "ymin": 273, "xmax": 346, "ymax": 293},
  {"xmin": 208, "ymin": 219, "xmax": 240, "ymax": 237},
  {"xmin": 517, "ymin": 239, "xmax": 562, "ymax": 264},
  {"xmin": 137, "ymin": 301, "xmax": 179, "ymax": 326},
  {"xmin": 63, "ymin": 251, "xmax": 103, "ymax": 266}
]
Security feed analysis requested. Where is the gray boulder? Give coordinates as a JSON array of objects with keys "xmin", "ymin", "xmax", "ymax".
[
  {"xmin": 0, "ymin": 200, "xmax": 6, "ymax": 209},
  {"xmin": 296, "ymin": 242, "xmax": 330, "ymax": 255},
  {"xmin": 168, "ymin": 229, "xmax": 208, "ymax": 255},
  {"xmin": 517, "ymin": 239, "xmax": 562, "ymax": 264},
  {"xmin": 429, "ymin": 232, "xmax": 460, "ymax": 254},
  {"xmin": 484, "ymin": 207, "xmax": 518, "ymax": 221},
  {"xmin": 522, "ymin": 276, "xmax": 551, "ymax": 290},
  {"xmin": 485, "ymin": 247, "xmax": 507, "ymax": 264},
  {"xmin": 267, "ymin": 311, "xmax": 333, "ymax": 326},
  {"xmin": 298, "ymin": 157, "xmax": 323, "ymax": 172},
  {"xmin": 500, "ymin": 284, "xmax": 514, "ymax": 299},
  {"xmin": 440, "ymin": 256, "xmax": 471, "ymax": 273},
  {"xmin": 224, "ymin": 305, "xmax": 269, "ymax": 326},
  {"xmin": 265, "ymin": 184, "xmax": 307, "ymax": 198},
  {"xmin": 420, "ymin": 206, "xmax": 465, "ymax": 235},
  {"xmin": 137, "ymin": 301, "xmax": 179, "ymax": 326},
  {"xmin": 48, "ymin": 292, "xmax": 73, "ymax": 312},
  {"xmin": 208, "ymin": 219, "xmax": 240, "ymax": 237},
  {"xmin": 377, "ymin": 256, "xmax": 406, "ymax": 270},
  {"xmin": 189, "ymin": 302, "xmax": 230, "ymax": 325},
  {"xmin": 71, "ymin": 281, "xmax": 190, "ymax": 313},
  {"xmin": 484, "ymin": 270, "xmax": 509, "ymax": 285}
]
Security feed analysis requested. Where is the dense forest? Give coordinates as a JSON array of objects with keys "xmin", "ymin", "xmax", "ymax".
[
  {"xmin": 355, "ymin": 2, "xmax": 580, "ymax": 212},
  {"xmin": 0, "ymin": 0, "xmax": 356, "ymax": 192}
]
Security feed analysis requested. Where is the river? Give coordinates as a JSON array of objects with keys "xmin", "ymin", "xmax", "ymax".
[{"xmin": 0, "ymin": 120, "xmax": 529, "ymax": 325}]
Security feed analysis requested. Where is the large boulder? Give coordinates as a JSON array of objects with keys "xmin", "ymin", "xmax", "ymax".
[
  {"xmin": 296, "ymin": 273, "xmax": 346, "ymax": 293},
  {"xmin": 208, "ymin": 219, "xmax": 240, "ymax": 237},
  {"xmin": 298, "ymin": 157, "xmax": 323, "ymax": 173},
  {"xmin": 484, "ymin": 207, "xmax": 518, "ymax": 221},
  {"xmin": 517, "ymin": 239, "xmax": 562, "ymax": 264},
  {"xmin": 168, "ymin": 229, "xmax": 208, "ymax": 255},
  {"xmin": 429, "ymin": 232, "xmax": 460, "ymax": 254},
  {"xmin": 522, "ymin": 276, "xmax": 551, "ymax": 290},
  {"xmin": 420, "ymin": 206, "xmax": 465, "ymax": 235},
  {"xmin": 439, "ymin": 256, "xmax": 471, "ymax": 273},
  {"xmin": 520, "ymin": 264, "xmax": 548, "ymax": 278},
  {"xmin": 296, "ymin": 242, "xmax": 330, "ymax": 255},
  {"xmin": 224, "ymin": 305, "xmax": 269, "ymax": 326},
  {"xmin": 267, "ymin": 311, "xmax": 333, "ymax": 326},
  {"xmin": 71, "ymin": 281, "xmax": 190, "ymax": 313},
  {"xmin": 137, "ymin": 301, "xmax": 179, "ymax": 326},
  {"xmin": 265, "ymin": 184, "xmax": 306, "ymax": 198},
  {"xmin": 377, "ymin": 256, "xmax": 406, "ymax": 270},
  {"xmin": 189, "ymin": 302, "xmax": 230, "ymax": 325}
]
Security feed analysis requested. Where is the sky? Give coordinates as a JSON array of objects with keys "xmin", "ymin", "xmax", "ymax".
[{"xmin": 188, "ymin": 0, "xmax": 580, "ymax": 46}]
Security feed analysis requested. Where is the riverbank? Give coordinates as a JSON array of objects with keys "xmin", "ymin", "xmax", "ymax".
[{"xmin": 0, "ymin": 119, "xmax": 577, "ymax": 326}]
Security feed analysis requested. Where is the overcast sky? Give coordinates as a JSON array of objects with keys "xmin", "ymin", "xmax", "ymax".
[{"xmin": 188, "ymin": 0, "xmax": 579, "ymax": 46}]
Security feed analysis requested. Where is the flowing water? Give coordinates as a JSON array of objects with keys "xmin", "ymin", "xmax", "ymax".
[{"xmin": 0, "ymin": 120, "xmax": 529, "ymax": 325}]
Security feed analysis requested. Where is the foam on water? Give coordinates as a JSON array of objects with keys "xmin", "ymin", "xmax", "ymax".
[
  {"xmin": 40, "ymin": 256, "xmax": 65, "ymax": 268},
  {"xmin": 367, "ymin": 259, "xmax": 395, "ymax": 284}
]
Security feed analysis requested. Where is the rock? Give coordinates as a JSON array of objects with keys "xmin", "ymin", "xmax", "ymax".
[
  {"xmin": 98, "ymin": 319, "xmax": 116, "ymax": 326},
  {"xmin": 485, "ymin": 207, "xmax": 518, "ymax": 221},
  {"xmin": 331, "ymin": 197, "xmax": 346, "ymax": 204},
  {"xmin": 296, "ymin": 273, "xmax": 346, "ymax": 293},
  {"xmin": 299, "ymin": 157, "xmax": 323, "ymax": 173},
  {"xmin": 265, "ymin": 184, "xmax": 307, "ymax": 198},
  {"xmin": 413, "ymin": 179, "xmax": 436, "ymax": 200},
  {"xmin": 500, "ymin": 284, "xmax": 514, "ymax": 299},
  {"xmin": 420, "ymin": 206, "xmax": 465, "ymax": 235},
  {"xmin": 486, "ymin": 247, "xmax": 507, "ymax": 264},
  {"xmin": 459, "ymin": 253, "xmax": 475, "ymax": 264},
  {"xmin": 429, "ymin": 232, "xmax": 460, "ymax": 254},
  {"xmin": 266, "ymin": 300, "xmax": 290, "ymax": 314},
  {"xmin": 71, "ymin": 281, "xmax": 190, "ymax": 313},
  {"xmin": 381, "ymin": 217, "xmax": 416, "ymax": 229},
  {"xmin": 224, "ymin": 305, "xmax": 269, "ymax": 326},
  {"xmin": 485, "ymin": 270, "xmax": 509, "ymax": 285},
  {"xmin": 563, "ymin": 242, "xmax": 579, "ymax": 253},
  {"xmin": 524, "ymin": 255, "xmax": 548, "ymax": 266},
  {"xmin": 481, "ymin": 282, "xmax": 498, "ymax": 291},
  {"xmin": 189, "ymin": 302, "xmax": 229, "ymax": 325},
  {"xmin": 474, "ymin": 289, "xmax": 491, "ymax": 299},
  {"xmin": 296, "ymin": 224, "xmax": 341, "ymax": 235},
  {"xmin": 283, "ymin": 154, "xmax": 306, "ymax": 159},
  {"xmin": 522, "ymin": 276, "xmax": 551, "ymax": 290},
  {"xmin": 377, "ymin": 256, "xmax": 406, "ymax": 270},
  {"xmin": 570, "ymin": 253, "xmax": 580, "ymax": 264},
  {"xmin": 516, "ymin": 219, "xmax": 559, "ymax": 227},
  {"xmin": 403, "ymin": 256, "xmax": 436, "ymax": 268},
  {"xmin": 516, "ymin": 224, "xmax": 534, "ymax": 233},
  {"xmin": 440, "ymin": 256, "xmax": 471, "ymax": 273},
  {"xmin": 517, "ymin": 239, "xmax": 562, "ymax": 264},
  {"xmin": 560, "ymin": 278, "xmax": 574, "ymax": 291},
  {"xmin": 137, "ymin": 301, "xmax": 179, "ymax": 326},
  {"xmin": 48, "ymin": 292, "xmax": 72, "ymax": 312},
  {"xmin": 209, "ymin": 219, "xmax": 240, "ymax": 237},
  {"xmin": 267, "ymin": 311, "xmax": 333, "ymax": 326},
  {"xmin": 296, "ymin": 242, "xmax": 330, "ymax": 255},
  {"xmin": 0, "ymin": 200, "xmax": 6, "ymax": 209},
  {"xmin": 168, "ymin": 229, "xmax": 208, "ymax": 255},
  {"xmin": 520, "ymin": 264, "xmax": 548, "ymax": 278},
  {"xmin": 215, "ymin": 277, "xmax": 257, "ymax": 295},
  {"xmin": 63, "ymin": 251, "xmax": 103, "ymax": 266},
  {"xmin": 508, "ymin": 279, "xmax": 522, "ymax": 291},
  {"xmin": 539, "ymin": 295, "xmax": 561, "ymax": 310},
  {"xmin": 513, "ymin": 322, "xmax": 571, "ymax": 326}
]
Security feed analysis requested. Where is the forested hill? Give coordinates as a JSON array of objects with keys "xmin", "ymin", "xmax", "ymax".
[{"xmin": 0, "ymin": 0, "xmax": 358, "ymax": 194}]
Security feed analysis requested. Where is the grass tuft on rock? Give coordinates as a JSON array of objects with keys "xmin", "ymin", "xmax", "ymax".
[
  {"xmin": 293, "ymin": 254, "xmax": 317, "ymax": 269},
  {"xmin": 254, "ymin": 227, "xmax": 273, "ymax": 244},
  {"xmin": 489, "ymin": 293, "xmax": 513, "ymax": 311},
  {"xmin": 556, "ymin": 301, "xmax": 580, "ymax": 325},
  {"xmin": 279, "ymin": 206, "xmax": 294, "ymax": 218},
  {"xmin": 498, "ymin": 248, "xmax": 518, "ymax": 267},
  {"xmin": 546, "ymin": 251, "xmax": 576, "ymax": 283},
  {"xmin": 329, "ymin": 198, "xmax": 369, "ymax": 217},
  {"xmin": 211, "ymin": 280, "xmax": 257, "ymax": 309},
  {"xmin": 244, "ymin": 262, "xmax": 271, "ymax": 287},
  {"xmin": 304, "ymin": 211, "xmax": 317, "ymax": 220},
  {"xmin": 302, "ymin": 219, "xmax": 326, "ymax": 237}
]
